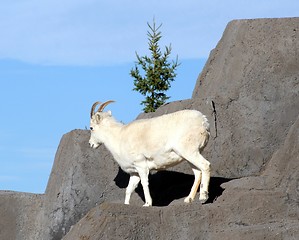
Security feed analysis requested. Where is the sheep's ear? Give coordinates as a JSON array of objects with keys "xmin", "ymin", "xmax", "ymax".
[
  {"xmin": 95, "ymin": 114, "xmax": 101, "ymax": 123},
  {"xmin": 107, "ymin": 110, "xmax": 112, "ymax": 116}
]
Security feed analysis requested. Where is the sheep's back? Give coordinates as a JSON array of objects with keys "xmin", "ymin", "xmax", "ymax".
[{"xmin": 121, "ymin": 110, "xmax": 209, "ymax": 149}]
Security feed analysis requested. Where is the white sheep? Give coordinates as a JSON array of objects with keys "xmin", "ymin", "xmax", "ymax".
[{"xmin": 89, "ymin": 100, "xmax": 211, "ymax": 206}]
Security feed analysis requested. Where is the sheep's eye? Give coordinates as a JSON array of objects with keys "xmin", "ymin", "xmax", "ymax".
[{"xmin": 90, "ymin": 127, "xmax": 93, "ymax": 131}]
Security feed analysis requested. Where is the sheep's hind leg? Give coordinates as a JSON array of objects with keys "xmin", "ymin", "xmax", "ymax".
[
  {"xmin": 184, "ymin": 168, "xmax": 202, "ymax": 203},
  {"xmin": 197, "ymin": 155, "xmax": 210, "ymax": 204},
  {"xmin": 125, "ymin": 174, "xmax": 140, "ymax": 205},
  {"xmin": 183, "ymin": 152, "xmax": 211, "ymax": 204}
]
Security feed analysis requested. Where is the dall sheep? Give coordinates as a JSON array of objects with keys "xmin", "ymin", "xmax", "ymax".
[{"xmin": 89, "ymin": 100, "xmax": 211, "ymax": 206}]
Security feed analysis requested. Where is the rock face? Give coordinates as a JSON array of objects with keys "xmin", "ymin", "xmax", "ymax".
[
  {"xmin": 0, "ymin": 192, "xmax": 43, "ymax": 240},
  {"xmin": 40, "ymin": 130, "xmax": 123, "ymax": 240},
  {"xmin": 192, "ymin": 18, "xmax": 299, "ymax": 178},
  {"xmin": 64, "ymin": 101, "xmax": 299, "ymax": 240},
  {"xmin": 1, "ymin": 17, "xmax": 299, "ymax": 240}
]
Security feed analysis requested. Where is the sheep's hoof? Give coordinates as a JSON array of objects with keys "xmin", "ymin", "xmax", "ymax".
[
  {"xmin": 143, "ymin": 203, "xmax": 151, "ymax": 207},
  {"xmin": 199, "ymin": 191, "xmax": 209, "ymax": 204},
  {"xmin": 184, "ymin": 196, "xmax": 194, "ymax": 203}
]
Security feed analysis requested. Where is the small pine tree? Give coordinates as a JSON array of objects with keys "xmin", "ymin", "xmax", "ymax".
[{"xmin": 130, "ymin": 20, "xmax": 180, "ymax": 113}]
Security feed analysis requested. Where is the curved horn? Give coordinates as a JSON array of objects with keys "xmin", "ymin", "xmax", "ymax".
[
  {"xmin": 97, "ymin": 100, "xmax": 115, "ymax": 113},
  {"xmin": 90, "ymin": 101, "xmax": 101, "ymax": 118}
]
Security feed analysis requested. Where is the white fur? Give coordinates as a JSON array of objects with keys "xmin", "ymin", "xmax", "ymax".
[{"xmin": 89, "ymin": 106, "xmax": 211, "ymax": 206}]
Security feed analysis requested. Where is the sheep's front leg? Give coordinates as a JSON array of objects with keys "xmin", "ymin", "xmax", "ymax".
[
  {"xmin": 137, "ymin": 168, "xmax": 152, "ymax": 207},
  {"xmin": 125, "ymin": 174, "xmax": 140, "ymax": 205}
]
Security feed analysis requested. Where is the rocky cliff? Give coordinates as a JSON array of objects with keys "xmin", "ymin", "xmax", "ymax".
[
  {"xmin": 66, "ymin": 114, "xmax": 299, "ymax": 239},
  {"xmin": 0, "ymin": 17, "xmax": 298, "ymax": 240}
]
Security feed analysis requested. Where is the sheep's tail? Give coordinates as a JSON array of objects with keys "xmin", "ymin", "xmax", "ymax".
[
  {"xmin": 202, "ymin": 114, "xmax": 210, "ymax": 133},
  {"xmin": 198, "ymin": 114, "xmax": 210, "ymax": 150}
]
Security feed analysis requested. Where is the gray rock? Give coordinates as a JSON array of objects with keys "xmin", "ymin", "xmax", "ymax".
[
  {"xmin": 0, "ymin": 191, "xmax": 43, "ymax": 240},
  {"xmin": 40, "ymin": 129, "xmax": 126, "ymax": 240},
  {"xmin": 193, "ymin": 18, "xmax": 299, "ymax": 178}
]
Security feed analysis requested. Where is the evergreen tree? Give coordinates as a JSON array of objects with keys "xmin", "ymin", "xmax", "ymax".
[{"xmin": 130, "ymin": 20, "xmax": 179, "ymax": 113}]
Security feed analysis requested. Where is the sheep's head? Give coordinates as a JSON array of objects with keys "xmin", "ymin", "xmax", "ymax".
[{"xmin": 89, "ymin": 100, "xmax": 115, "ymax": 149}]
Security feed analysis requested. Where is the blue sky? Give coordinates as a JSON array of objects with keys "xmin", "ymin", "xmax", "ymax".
[{"xmin": 0, "ymin": 0, "xmax": 298, "ymax": 193}]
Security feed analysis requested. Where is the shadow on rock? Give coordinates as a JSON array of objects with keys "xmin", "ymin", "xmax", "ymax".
[{"xmin": 114, "ymin": 167, "xmax": 232, "ymax": 206}]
